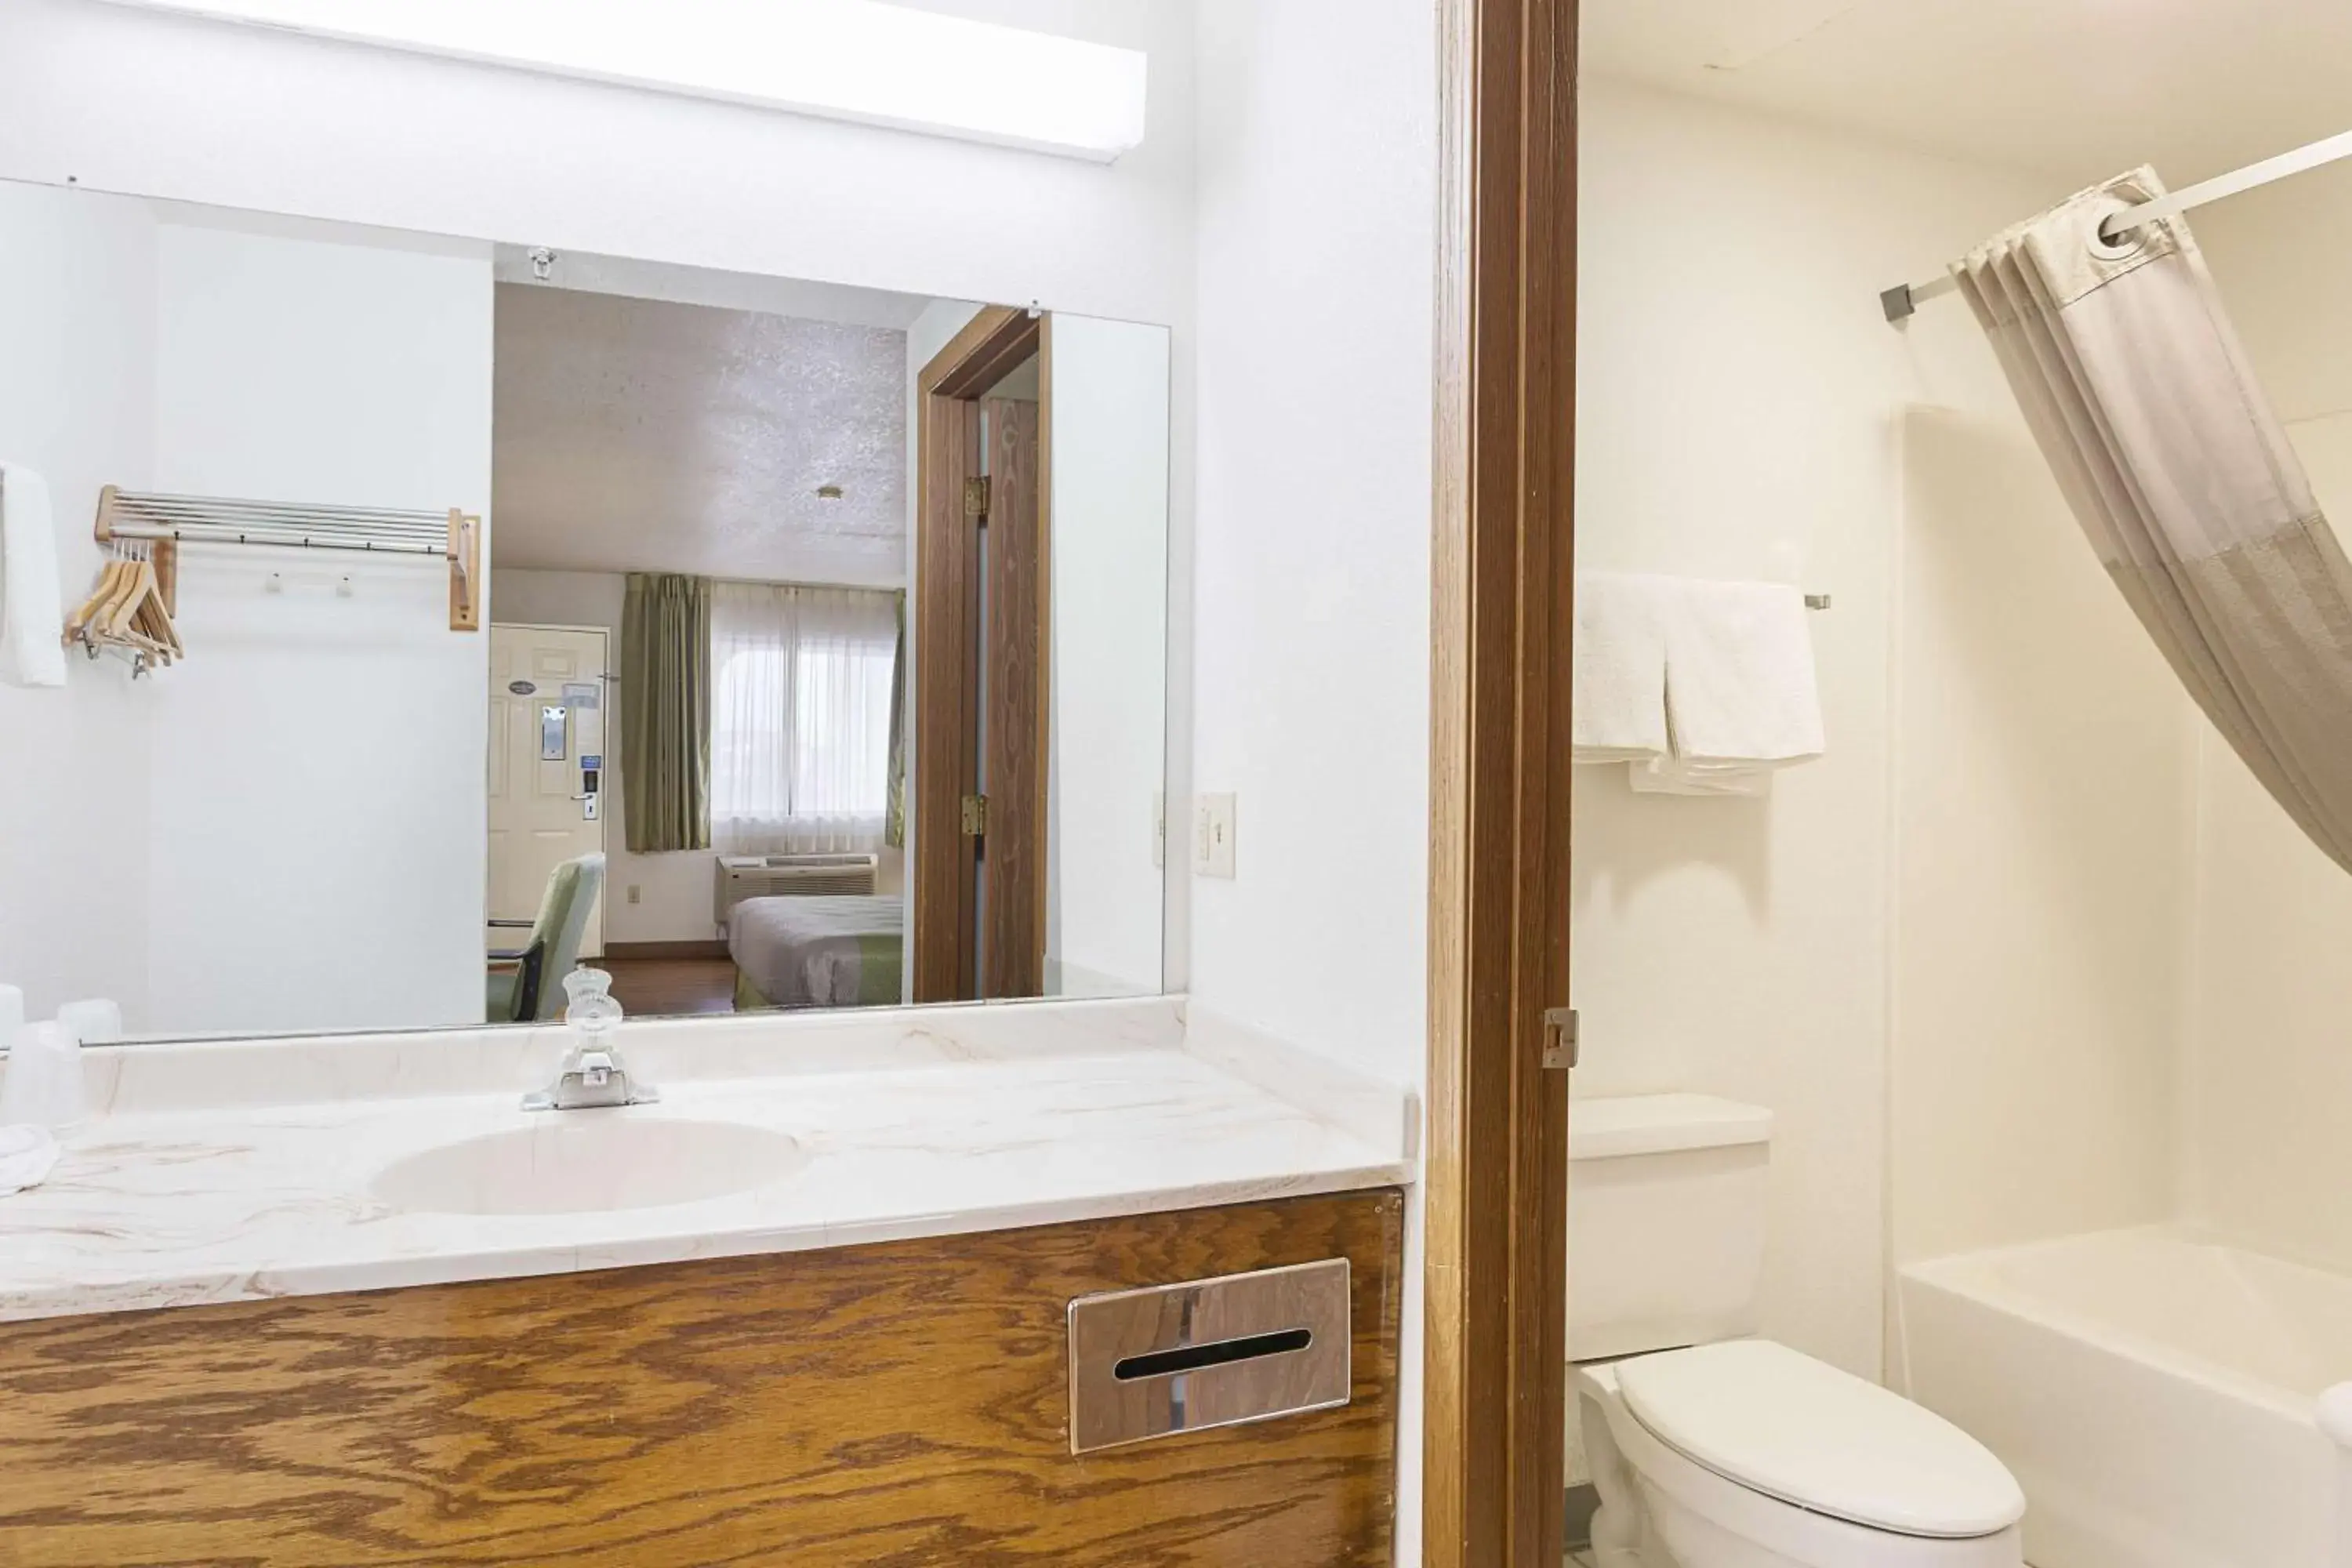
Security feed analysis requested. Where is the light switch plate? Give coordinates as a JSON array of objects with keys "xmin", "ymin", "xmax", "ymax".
[{"xmin": 1193, "ymin": 793, "xmax": 1236, "ymax": 879}]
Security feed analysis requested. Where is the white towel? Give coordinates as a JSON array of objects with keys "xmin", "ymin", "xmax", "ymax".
[
  {"xmin": 1629, "ymin": 758, "xmax": 1774, "ymax": 798},
  {"xmin": 1573, "ymin": 573, "xmax": 1825, "ymax": 796},
  {"xmin": 0, "ymin": 463, "xmax": 67, "ymax": 688},
  {"xmin": 1657, "ymin": 579, "xmax": 1824, "ymax": 770},
  {"xmin": 1572, "ymin": 572, "xmax": 1671, "ymax": 761}
]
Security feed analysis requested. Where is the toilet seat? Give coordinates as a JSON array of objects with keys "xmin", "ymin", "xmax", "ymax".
[{"xmin": 1615, "ymin": 1341, "xmax": 2025, "ymax": 1540}]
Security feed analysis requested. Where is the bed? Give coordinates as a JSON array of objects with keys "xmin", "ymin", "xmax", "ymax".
[{"xmin": 728, "ymin": 894, "xmax": 905, "ymax": 1010}]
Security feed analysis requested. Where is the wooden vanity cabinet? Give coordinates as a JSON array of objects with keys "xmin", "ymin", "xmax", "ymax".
[{"xmin": 0, "ymin": 1189, "xmax": 1403, "ymax": 1566}]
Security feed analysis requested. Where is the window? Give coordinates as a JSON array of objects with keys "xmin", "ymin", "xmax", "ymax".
[{"xmin": 709, "ymin": 581, "xmax": 899, "ymax": 853}]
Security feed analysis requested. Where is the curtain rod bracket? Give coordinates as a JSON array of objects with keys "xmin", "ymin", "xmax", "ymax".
[{"xmin": 1882, "ymin": 122, "xmax": 2352, "ymax": 323}]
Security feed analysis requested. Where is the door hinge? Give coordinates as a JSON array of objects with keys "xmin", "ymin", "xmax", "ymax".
[
  {"xmin": 961, "ymin": 793, "xmax": 989, "ymax": 836},
  {"xmin": 964, "ymin": 477, "xmax": 991, "ymax": 517},
  {"xmin": 1542, "ymin": 1007, "xmax": 1579, "ymax": 1071}
]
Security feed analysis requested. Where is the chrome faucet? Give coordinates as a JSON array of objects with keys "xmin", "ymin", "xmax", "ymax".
[{"xmin": 523, "ymin": 968, "xmax": 659, "ymax": 1112}]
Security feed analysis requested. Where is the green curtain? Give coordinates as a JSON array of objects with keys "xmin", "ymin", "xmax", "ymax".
[
  {"xmin": 621, "ymin": 573, "xmax": 713, "ymax": 854},
  {"xmin": 886, "ymin": 590, "xmax": 908, "ymax": 849}
]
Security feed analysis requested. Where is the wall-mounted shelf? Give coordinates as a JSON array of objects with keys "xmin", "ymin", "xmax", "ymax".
[{"xmin": 96, "ymin": 486, "xmax": 481, "ymax": 632}]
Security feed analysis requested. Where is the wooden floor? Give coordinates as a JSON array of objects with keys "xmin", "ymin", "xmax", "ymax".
[{"xmin": 597, "ymin": 955, "xmax": 736, "ymax": 1017}]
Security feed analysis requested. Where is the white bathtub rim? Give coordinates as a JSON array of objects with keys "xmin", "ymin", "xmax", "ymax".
[{"xmin": 1901, "ymin": 1224, "xmax": 2341, "ymax": 1433}]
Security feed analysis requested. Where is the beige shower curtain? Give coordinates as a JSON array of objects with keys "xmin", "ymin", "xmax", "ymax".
[{"xmin": 1955, "ymin": 166, "xmax": 2352, "ymax": 873}]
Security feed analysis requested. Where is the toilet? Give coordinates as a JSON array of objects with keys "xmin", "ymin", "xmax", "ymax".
[{"xmin": 1570, "ymin": 1094, "xmax": 2025, "ymax": 1567}]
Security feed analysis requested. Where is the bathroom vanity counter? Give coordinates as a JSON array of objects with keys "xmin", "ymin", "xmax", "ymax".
[{"xmin": 0, "ymin": 997, "xmax": 1414, "ymax": 1323}]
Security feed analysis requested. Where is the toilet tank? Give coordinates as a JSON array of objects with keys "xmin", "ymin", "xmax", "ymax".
[{"xmin": 1569, "ymin": 1093, "xmax": 1773, "ymax": 1362}]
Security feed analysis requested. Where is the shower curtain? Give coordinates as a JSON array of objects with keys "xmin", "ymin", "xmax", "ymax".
[{"xmin": 1955, "ymin": 166, "xmax": 2352, "ymax": 873}]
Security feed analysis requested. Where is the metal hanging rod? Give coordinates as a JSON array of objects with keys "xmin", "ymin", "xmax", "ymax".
[
  {"xmin": 94, "ymin": 486, "xmax": 482, "ymax": 633},
  {"xmin": 108, "ymin": 491, "xmax": 450, "ymax": 534},
  {"xmin": 107, "ymin": 527, "xmax": 448, "ymax": 557},
  {"xmin": 1881, "ymin": 123, "xmax": 2352, "ymax": 323}
]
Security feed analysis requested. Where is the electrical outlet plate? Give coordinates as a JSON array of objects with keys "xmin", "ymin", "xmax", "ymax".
[{"xmin": 1193, "ymin": 793, "xmax": 1236, "ymax": 879}]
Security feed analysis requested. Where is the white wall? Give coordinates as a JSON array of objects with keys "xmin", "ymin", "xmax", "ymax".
[
  {"xmin": 1570, "ymin": 79, "xmax": 2167, "ymax": 1383},
  {"xmin": 1190, "ymin": 4, "xmax": 1437, "ymax": 1556},
  {"xmin": 0, "ymin": 181, "xmax": 157, "ymax": 1025},
  {"xmin": 1575, "ymin": 77, "xmax": 2352, "ymax": 1434},
  {"xmin": 0, "ymin": 189, "xmax": 495, "ymax": 1037},
  {"xmin": 1189, "ymin": 0, "xmax": 1436, "ymax": 1090},
  {"xmin": 143, "ymin": 219, "xmax": 494, "ymax": 1035},
  {"xmin": 2169, "ymin": 167, "xmax": 2352, "ymax": 1277},
  {"xmin": 1047, "ymin": 314, "xmax": 1171, "ymax": 996},
  {"xmin": 1891, "ymin": 406, "xmax": 2192, "ymax": 1269}
]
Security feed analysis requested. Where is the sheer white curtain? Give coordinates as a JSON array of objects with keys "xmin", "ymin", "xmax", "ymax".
[{"xmin": 710, "ymin": 582, "xmax": 899, "ymax": 855}]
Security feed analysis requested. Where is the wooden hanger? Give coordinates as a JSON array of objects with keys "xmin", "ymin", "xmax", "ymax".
[
  {"xmin": 67, "ymin": 557, "xmax": 128, "ymax": 641},
  {"xmin": 69, "ymin": 548, "xmax": 183, "ymax": 668}
]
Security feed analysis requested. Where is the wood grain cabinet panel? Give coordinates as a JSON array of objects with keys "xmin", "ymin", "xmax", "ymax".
[{"xmin": 0, "ymin": 1190, "xmax": 1403, "ymax": 1566}]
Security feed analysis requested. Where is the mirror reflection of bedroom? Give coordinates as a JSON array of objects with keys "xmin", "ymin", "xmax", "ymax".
[
  {"xmin": 484, "ymin": 255, "xmax": 1170, "ymax": 1022},
  {"xmin": 0, "ymin": 176, "xmax": 1169, "ymax": 1045}
]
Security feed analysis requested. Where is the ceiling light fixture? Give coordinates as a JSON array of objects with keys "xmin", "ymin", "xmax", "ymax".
[{"xmin": 96, "ymin": 0, "xmax": 1149, "ymax": 163}]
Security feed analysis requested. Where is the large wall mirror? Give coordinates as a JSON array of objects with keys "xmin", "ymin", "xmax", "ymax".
[{"xmin": 0, "ymin": 177, "xmax": 1171, "ymax": 1042}]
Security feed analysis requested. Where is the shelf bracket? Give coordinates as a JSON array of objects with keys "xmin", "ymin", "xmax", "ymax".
[{"xmin": 448, "ymin": 510, "xmax": 481, "ymax": 632}]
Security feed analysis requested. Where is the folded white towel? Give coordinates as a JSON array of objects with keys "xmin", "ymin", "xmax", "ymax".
[
  {"xmin": 1572, "ymin": 572, "xmax": 1825, "ymax": 797},
  {"xmin": 0, "ymin": 463, "xmax": 67, "ymax": 689},
  {"xmin": 1629, "ymin": 758, "xmax": 1773, "ymax": 798},
  {"xmin": 1657, "ymin": 579, "xmax": 1824, "ymax": 769},
  {"xmin": 1573, "ymin": 572, "xmax": 1671, "ymax": 761},
  {"xmin": 0, "ymin": 1125, "xmax": 60, "ymax": 1196}
]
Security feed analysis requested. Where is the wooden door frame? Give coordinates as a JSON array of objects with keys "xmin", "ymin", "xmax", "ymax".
[
  {"xmin": 910, "ymin": 307, "xmax": 1052, "ymax": 1003},
  {"xmin": 1423, "ymin": 0, "xmax": 1578, "ymax": 1563}
]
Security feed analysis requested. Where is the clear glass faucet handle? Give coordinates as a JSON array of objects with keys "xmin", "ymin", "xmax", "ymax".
[{"xmin": 561, "ymin": 967, "xmax": 623, "ymax": 1039}]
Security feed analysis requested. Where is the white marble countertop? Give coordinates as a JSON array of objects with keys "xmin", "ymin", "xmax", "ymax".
[{"xmin": 0, "ymin": 997, "xmax": 1415, "ymax": 1323}]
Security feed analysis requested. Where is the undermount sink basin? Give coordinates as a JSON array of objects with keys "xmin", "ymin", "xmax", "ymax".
[{"xmin": 369, "ymin": 1117, "xmax": 808, "ymax": 1217}]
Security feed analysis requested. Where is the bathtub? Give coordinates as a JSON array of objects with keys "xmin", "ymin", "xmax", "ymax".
[{"xmin": 1900, "ymin": 1227, "xmax": 2352, "ymax": 1568}]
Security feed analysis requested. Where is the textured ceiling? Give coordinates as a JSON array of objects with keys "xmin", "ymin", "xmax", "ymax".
[
  {"xmin": 492, "ymin": 283, "xmax": 909, "ymax": 586},
  {"xmin": 1584, "ymin": 0, "xmax": 2352, "ymax": 189}
]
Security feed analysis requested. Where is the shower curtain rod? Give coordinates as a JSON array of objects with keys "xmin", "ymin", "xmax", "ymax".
[{"xmin": 1881, "ymin": 124, "xmax": 2352, "ymax": 323}]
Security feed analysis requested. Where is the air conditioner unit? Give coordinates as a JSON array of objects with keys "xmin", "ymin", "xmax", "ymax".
[{"xmin": 715, "ymin": 853, "xmax": 880, "ymax": 930}]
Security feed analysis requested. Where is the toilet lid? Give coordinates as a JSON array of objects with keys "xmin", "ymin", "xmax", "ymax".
[{"xmin": 1616, "ymin": 1340, "xmax": 2025, "ymax": 1539}]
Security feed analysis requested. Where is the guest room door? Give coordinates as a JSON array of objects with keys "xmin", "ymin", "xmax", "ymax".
[{"xmin": 487, "ymin": 623, "xmax": 610, "ymax": 960}]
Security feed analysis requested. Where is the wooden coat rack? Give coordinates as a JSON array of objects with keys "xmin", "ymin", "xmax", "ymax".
[{"xmin": 95, "ymin": 486, "xmax": 481, "ymax": 633}]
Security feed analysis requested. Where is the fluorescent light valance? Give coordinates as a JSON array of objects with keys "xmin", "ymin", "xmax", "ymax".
[{"xmin": 96, "ymin": 0, "xmax": 1149, "ymax": 162}]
